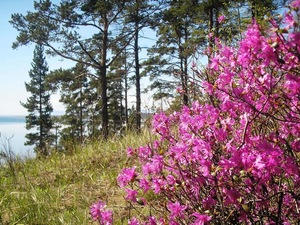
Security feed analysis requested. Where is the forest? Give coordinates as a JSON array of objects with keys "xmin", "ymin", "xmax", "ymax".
[{"xmin": 10, "ymin": 0, "xmax": 286, "ymax": 155}]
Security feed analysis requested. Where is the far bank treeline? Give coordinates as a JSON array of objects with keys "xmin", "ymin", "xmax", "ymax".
[{"xmin": 10, "ymin": 0, "xmax": 286, "ymax": 155}]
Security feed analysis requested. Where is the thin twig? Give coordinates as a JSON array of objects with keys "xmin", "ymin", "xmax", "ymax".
[{"xmin": 237, "ymin": 114, "xmax": 249, "ymax": 150}]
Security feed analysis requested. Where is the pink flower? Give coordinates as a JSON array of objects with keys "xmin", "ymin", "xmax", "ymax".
[
  {"xmin": 127, "ymin": 147, "xmax": 134, "ymax": 157},
  {"xmin": 202, "ymin": 82, "xmax": 213, "ymax": 95},
  {"xmin": 150, "ymin": 155, "xmax": 164, "ymax": 174},
  {"xmin": 152, "ymin": 176, "xmax": 167, "ymax": 193},
  {"xmin": 291, "ymin": 0, "xmax": 300, "ymax": 8},
  {"xmin": 223, "ymin": 188, "xmax": 241, "ymax": 206},
  {"xmin": 284, "ymin": 12, "xmax": 296, "ymax": 29},
  {"xmin": 125, "ymin": 188, "xmax": 139, "ymax": 202},
  {"xmin": 90, "ymin": 200, "xmax": 106, "ymax": 220},
  {"xmin": 117, "ymin": 166, "xmax": 138, "ymax": 187},
  {"xmin": 292, "ymin": 140, "xmax": 300, "ymax": 152},
  {"xmin": 218, "ymin": 15, "xmax": 226, "ymax": 23},
  {"xmin": 101, "ymin": 210, "xmax": 113, "ymax": 225},
  {"xmin": 147, "ymin": 216, "xmax": 158, "ymax": 225},
  {"xmin": 90, "ymin": 200, "xmax": 113, "ymax": 224},
  {"xmin": 210, "ymin": 55, "xmax": 220, "ymax": 70},
  {"xmin": 166, "ymin": 174, "xmax": 176, "ymax": 185},
  {"xmin": 202, "ymin": 196, "xmax": 216, "ymax": 209},
  {"xmin": 176, "ymin": 87, "xmax": 184, "ymax": 94},
  {"xmin": 139, "ymin": 177, "xmax": 150, "ymax": 193},
  {"xmin": 191, "ymin": 213, "xmax": 212, "ymax": 225},
  {"xmin": 168, "ymin": 201, "xmax": 187, "ymax": 220},
  {"xmin": 128, "ymin": 217, "xmax": 140, "ymax": 225}
]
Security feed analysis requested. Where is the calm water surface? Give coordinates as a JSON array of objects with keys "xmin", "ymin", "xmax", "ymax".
[{"xmin": 0, "ymin": 116, "xmax": 35, "ymax": 158}]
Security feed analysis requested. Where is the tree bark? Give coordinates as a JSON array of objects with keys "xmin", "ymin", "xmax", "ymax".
[
  {"xmin": 135, "ymin": 0, "xmax": 141, "ymax": 132},
  {"xmin": 125, "ymin": 49, "xmax": 129, "ymax": 126},
  {"xmin": 101, "ymin": 17, "xmax": 109, "ymax": 139},
  {"xmin": 39, "ymin": 69, "xmax": 43, "ymax": 154},
  {"xmin": 208, "ymin": 7, "xmax": 213, "ymax": 62}
]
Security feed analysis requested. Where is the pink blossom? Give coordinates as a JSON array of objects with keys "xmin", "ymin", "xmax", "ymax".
[
  {"xmin": 101, "ymin": 210, "xmax": 113, "ymax": 225},
  {"xmin": 149, "ymin": 155, "xmax": 164, "ymax": 175},
  {"xmin": 292, "ymin": 140, "xmax": 300, "ymax": 152},
  {"xmin": 291, "ymin": 0, "xmax": 300, "ymax": 8},
  {"xmin": 223, "ymin": 188, "xmax": 242, "ymax": 206},
  {"xmin": 90, "ymin": 200, "xmax": 113, "ymax": 225},
  {"xmin": 152, "ymin": 176, "xmax": 167, "ymax": 193},
  {"xmin": 284, "ymin": 12, "xmax": 297, "ymax": 29},
  {"xmin": 202, "ymin": 82, "xmax": 213, "ymax": 95},
  {"xmin": 168, "ymin": 201, "xmax": 187, "ymax": 220},
  {"xmin": 210, "ymin": 55, "xmax": 220, "ymax": 70},
  {"xmin": 117, "ymin": 166, "xmax": 138, "ymax": 187},
  {"xmin": 191, "ymin": 213, "xmax": 212, "ymax": 225},
  {"xmin": 176, "ymin": 87, "xmax": 184, "ymax": 94},
  {"xmin": 166, "ymin": 175, "xmax": 176, "ymax": 186},
  {"xmin": 127, "ymin": 147, "xmax": 134, "ymax": 157},
  {"xmin": 218, "ymin": 15, "xmax": 226, "ymax": 23},
  {"xmin": 139, "ymin": 177, "xmax": 150, "ymax": 193},
  {"xmin": 202, "ymin": 196, "xmax": 216, "ymax": 209},
  {"xmin": 128, "ymin": 217, "xmax": 140, "ymax": 225},
  {"xmin": 90, "ymin": 200, "xmax": 106, "ymax": 221},
  {"xmin": 125, "ymin": 188, "xmax": 139, "ymax": 202}
]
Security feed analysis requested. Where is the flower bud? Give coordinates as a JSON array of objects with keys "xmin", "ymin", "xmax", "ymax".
[
  {"xmin": 233, "ymin": 175, "xmax": 240, "ymax": 182},
  {"xmin": 242, "ymin": 204, "xmax": 250, "ymax": 212},
  {"xmin": 279, "ymin": 29, "xmax": 288, "ymax": 33},
  {"xmin": 239, "ymin": 170, "xmax": 246, "ymax": 176},
  {"xmin": 270, "ymin": 42, "xmax": 279, "ymax": 48},
  {"xmin": 137, "ymin": 198, "xmax": 144, "ymax": 205}
]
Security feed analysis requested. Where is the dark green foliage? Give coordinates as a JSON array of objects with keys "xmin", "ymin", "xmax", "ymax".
[
  {"xmin": 107, "ymin": 70, "xmax": 125, "ymax": 132},
  {"xmin": 246, "ymin": 0, "xmax": 287, "ymax": 21},
  {"xmin": 47, "ymin": 63, "xmax": 100, "ymax": 150},
  {"xmin": 122, "ymin": 0, "xmax": 161, "ymax": 131},
  {"xmin": 142, "ymin": 0, "xmax": 206, "ymax": 107},
  {"xmin": 10, "ymin": 0, "xmax": 137, "ymax": 138},
  {"xmin": 21, "ymin": 44, "xmax": 53, "ymax": 155}
]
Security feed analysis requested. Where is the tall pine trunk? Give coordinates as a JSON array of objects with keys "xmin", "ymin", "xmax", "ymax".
[
  {"xmin": 208, "ymin": 7, "xmax": 213, "ymax": 62},
  {"xmin": 101, "ymin": 17, "xmax": 109, "ymax": 139},
  {"xmin": 80, "ymin": 82, "xmax": 83, "ymax": 144},
  {"xmin": 39, "ymin": 74, "xmax": 43, "ymax": 154},
  {"xmin": 125, "ymin": 49, "xmax": 129, "ymax": 126},
  {"xmin": 135, "ymin": 0, "xmax": 141, "ymax": 131},
  {"xmin": 100, "ymin": 66, "xmax": 108, "ymax": 138}
]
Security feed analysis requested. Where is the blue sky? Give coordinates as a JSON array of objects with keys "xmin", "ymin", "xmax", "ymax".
[{"xmin": 0, "ymin": 0, "xmax": 76, "ymax": 116}]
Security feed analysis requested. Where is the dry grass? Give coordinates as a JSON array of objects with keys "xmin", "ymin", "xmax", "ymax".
[{"xmin": 0, "ymin": 128, "xmax": 153, "ymax": 225}]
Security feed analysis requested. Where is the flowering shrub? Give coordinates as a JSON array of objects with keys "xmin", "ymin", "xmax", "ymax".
[
  {"xmin": 90, "ymin": 200, "xmax": 113, "ymax": 225},
  {"xmin": 92, "ymin": 1, "xmax": 300, "ymax": 224}
]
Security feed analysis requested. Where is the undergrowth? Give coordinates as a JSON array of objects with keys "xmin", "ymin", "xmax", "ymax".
[{"xmin": 0, "ymin": 128, "xmax": 152, "ymax": 224}]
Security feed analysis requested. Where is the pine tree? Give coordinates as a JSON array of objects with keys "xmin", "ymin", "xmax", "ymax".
[
  {"xmin": 21, "ymin": 44, "xmax": 53, "ymax": 155},
  {"xmin": 11, "ymin": 0, "xmax": 137, "ymax": 139},
  {"xmin": 143, "ymin": 0, "xmax": 202, "ymax": 107},
  {"xmin": 47, "ymin": 63, "xmax": 101, "ymax": 149}
]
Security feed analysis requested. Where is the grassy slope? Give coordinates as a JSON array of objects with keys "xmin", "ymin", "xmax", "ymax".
[{"xmin": 0, "ymin": 129, "xmax": 152, "ymax": 225}]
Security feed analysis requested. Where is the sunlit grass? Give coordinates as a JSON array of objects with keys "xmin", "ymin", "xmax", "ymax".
[{"xmin": 0, "ymin": 128, "xmax": 153, "ymax": 224}]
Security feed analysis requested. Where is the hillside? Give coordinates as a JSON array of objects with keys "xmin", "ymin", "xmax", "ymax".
[{"xmin": 0, "ymin": 129, "xmax": 152, "ymax": 224}]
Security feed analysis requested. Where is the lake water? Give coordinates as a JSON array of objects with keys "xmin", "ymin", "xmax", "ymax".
[{"xmin": 0, "ymin": 116, "xmax": 35, "ymax": 158}]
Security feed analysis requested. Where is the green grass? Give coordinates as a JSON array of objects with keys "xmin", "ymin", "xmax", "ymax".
[{"xmin": 0, "ymin": 129, "xmax": 153, "ymax": 225}]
